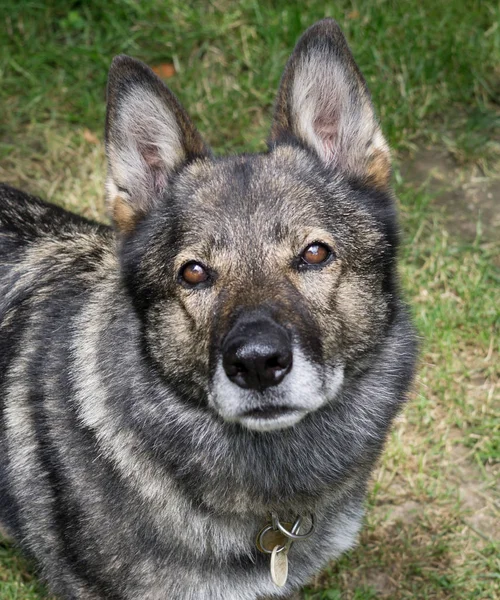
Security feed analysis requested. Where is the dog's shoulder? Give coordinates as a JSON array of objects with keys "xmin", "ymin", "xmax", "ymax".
[
  {"xmin": 0, "ymin": 183, "xmax": 115, "ymax": 292},
  {"xmin": 0, "ymin": 183, "xmax": 110, "ymax": 244}
]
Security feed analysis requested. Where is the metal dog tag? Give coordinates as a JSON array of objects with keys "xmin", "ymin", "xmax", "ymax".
[
  {"xmin": 257, "ymin": 513, "xmax": 315, "ymax": 588},
  {"xmin": 270, "ymin": 545, "xmax": 289, "ymax": 587}
]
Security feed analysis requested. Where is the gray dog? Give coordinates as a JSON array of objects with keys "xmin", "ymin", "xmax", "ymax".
[{"xmin": 0, "ymin": 18, "xmax": 417, "ymax": 600}]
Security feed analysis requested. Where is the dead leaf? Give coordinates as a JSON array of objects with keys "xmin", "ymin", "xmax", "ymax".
[
  {"xmin": 151, "ymin": 63, "xmax": 176, "ymax": 79},
  {"xmin": 347, "ymin": 10, "xmax": 360, "ymax": 19},
  {"xmin": 83, "ymin": 128, "xmax": 99, "ymax": 144}
]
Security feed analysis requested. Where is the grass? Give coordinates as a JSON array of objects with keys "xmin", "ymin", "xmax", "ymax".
[{"xmin": 0, "ymin": 1, "xmax": 499, "ymax": 598}]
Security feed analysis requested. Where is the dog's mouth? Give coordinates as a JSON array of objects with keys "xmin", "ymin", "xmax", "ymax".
[
  {"xmin": 209, "ymin": 351, "xmax": 345, "ymax": 433},
  {"xmin": 242, "ymin": 405, "xmax": 294, "ymax": 420},
  {"xmin": 238, "ymin": 405, "xmax": 305, "ymax": 432}
]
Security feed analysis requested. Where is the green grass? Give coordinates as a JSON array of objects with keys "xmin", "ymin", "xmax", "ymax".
[
  {"xmin": 1, "ymin": 0, "xmax": 499, "ymax": 156},
  {"xmin": 0, "ymin": 1, "xmax": 499, "ymax": 599}
]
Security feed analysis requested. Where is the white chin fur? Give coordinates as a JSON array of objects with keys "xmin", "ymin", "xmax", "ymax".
[
  {"xmin": 209, "ymin": 347, "xmax": 344, "ymax": 432},
  {"xmin": 239, "ymin": 410, "xmax": 307, "ymax": 432}
]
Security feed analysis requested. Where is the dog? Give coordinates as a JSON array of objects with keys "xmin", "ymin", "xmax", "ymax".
[{"xmin": 0, "ymin": 18, "xmax": 417, "ymax": 600}]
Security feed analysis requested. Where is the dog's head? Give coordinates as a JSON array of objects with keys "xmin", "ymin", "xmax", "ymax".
[{"xmin": 105, "ymin": 19, "xmax": 398, "ymax": 432}]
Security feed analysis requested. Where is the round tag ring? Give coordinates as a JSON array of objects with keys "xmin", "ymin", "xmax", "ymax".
[{"xmin": 273, "ymin": 513, "xmax": 315, "ymax": 541}]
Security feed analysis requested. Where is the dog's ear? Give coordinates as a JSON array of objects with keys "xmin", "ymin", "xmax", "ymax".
[
  {"xmin": 105, "ymin": 55, "xmax": 210, "ymax": 232},
  {"xmin": 270, "ymin": 19, "xmax": 390, "ymax": 188}
]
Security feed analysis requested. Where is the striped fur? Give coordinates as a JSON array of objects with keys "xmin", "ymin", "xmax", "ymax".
[{"xmin": 0, "ymin": 19, "xmax": 417, "ymax": 600}]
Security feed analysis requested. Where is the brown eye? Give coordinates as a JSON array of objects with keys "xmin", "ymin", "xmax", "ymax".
[
  {"xmin": 300, "ymin": 243, "xmax": 333, "ymax": 267},
  {"xmin": 179, "ymin": 261, "xmax": 210, "ymax": 287}
]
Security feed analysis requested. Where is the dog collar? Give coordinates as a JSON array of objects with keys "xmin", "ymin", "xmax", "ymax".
[{"xmin": 256, "ymin": 512, "xmax": 315, "ymax": 587}]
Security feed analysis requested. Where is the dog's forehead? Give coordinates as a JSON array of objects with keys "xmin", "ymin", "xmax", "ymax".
[{"xmin": 174, "ymin": 146, "xmax": 338, "ymax": 242}]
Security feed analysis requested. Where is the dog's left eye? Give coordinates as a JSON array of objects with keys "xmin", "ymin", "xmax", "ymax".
[
  {"xmin": 178, "ymin": 261, "xmax": 212, "ymax": 288},
  {"xmin": 298, "ymin": 242, "xmax": 334, "ymax": 268}
]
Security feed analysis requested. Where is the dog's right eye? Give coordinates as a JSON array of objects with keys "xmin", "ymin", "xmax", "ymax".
[
  {"xmin": 178, "ymin": 261, "xmax": 212, "ymax": 288},
  {"xmin": 297, "ymin": 242, "xmax": 335, "ymax": 270}
]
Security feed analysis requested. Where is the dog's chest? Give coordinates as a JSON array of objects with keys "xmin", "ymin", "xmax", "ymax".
[{"xmin": 125, "ymin": 503, "xmax": 362, "ymax": 600}]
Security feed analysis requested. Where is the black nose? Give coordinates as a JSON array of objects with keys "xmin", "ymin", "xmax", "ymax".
[{"xmin": 222, "ymin": 315, "xmax": 293, "ymax": 391}]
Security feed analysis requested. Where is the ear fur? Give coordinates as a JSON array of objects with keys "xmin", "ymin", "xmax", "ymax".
[
  {"xmin": 270, "ymin": 19, "xmax": 391, "ymax": 188},
  {"xmin": 105, "ymin": 55, "xmax": 209, "ymax": 232}
]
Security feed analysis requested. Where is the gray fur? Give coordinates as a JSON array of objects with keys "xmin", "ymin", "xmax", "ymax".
[{"xmin": 0, "ymin": 19, "xmax": 417, "ymax": 600}]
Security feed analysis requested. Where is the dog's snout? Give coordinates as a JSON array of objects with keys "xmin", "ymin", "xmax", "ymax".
[{"xmin": 222, "ymin": 317, "xmax": 293, "ymax": 391}]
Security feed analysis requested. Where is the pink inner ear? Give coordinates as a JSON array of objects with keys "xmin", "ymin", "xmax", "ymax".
[
  {"xmin": 313, "ymin": 114, "xmax": 338, "ymax": 166},
  {"xmin": 140, "ymin": 143, "xmax": 168, "ymax": 194},
  {"xmin": 141, "ymin": 143, "xmax": 163, "ymax": 168}
]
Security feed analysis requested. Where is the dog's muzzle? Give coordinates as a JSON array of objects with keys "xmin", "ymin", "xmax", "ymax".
[{"xmin": 209, "ymin": 309, "xmax": 344, "ymax": 432}]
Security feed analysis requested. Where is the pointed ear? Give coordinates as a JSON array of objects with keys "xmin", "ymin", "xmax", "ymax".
[
  {"xmin": 105, "ymin": 55, "xmax": 210, "ymax": 232},
  {"xmin": 270, "ymin": 19, "xmax": 391, "ymax": 188}
]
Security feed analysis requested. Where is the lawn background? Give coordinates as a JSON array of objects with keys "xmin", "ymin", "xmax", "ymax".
[{"xmin": 0, "ymin": 1, "xmax": 499, "ymax": 598}]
